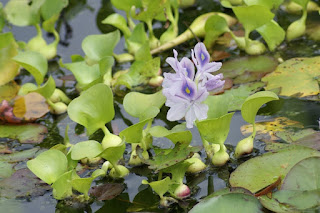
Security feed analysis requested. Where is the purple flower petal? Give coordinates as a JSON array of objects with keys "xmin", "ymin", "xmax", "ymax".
[
  {"xmin": 185, "ymin": 106, "xmax": 196, "ymax": 128},
  {"xmin": 167, "ymin": 102, "xmax": 187, "ymax": 121},
  {"xmin": 180, "ymin": 57, "xmax": 195, "ymax": 80},
  {"xmin": 193, "ymin": 103, "xmax": 208, "ymax": 121},
  {"xmin": 194, "ymin": 43, "xmax": 210, "ymax": 68}
]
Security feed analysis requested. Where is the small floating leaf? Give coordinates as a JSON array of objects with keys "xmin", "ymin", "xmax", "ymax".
[
  {"xmin": 71, "ymin": 140, "xmax": 103, "ymax": 160},
  {"xmin": 0, "ymin": 124, "xmax": 47, "ymax": 143}
]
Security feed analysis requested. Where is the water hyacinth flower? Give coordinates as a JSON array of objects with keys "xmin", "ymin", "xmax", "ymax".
[{"xmin": 163, "ymin": 42, "xmax": 225, "ymax": 128}]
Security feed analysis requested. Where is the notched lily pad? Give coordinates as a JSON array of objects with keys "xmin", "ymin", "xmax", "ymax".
[
  {"xmin": 0, "ymin": 147, "xmax": 40, "ymax": 162},
  {"xmin": 0, "ymin": 124, "xmax": 47, "ymax": 143},
  {"xmin": 262, "ymin": 56, "xmax": 320, "ymax": 97},
  {"xmin": 0, "ymin": 168, "xmax": 50, "ymax": 198},
  {"xmin": 218, "ymin": 56, "xmax": 278, "ymax": 84}
]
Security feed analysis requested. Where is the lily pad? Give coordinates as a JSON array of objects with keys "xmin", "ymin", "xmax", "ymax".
[
  {"xmin": 13, "ymin": 92, "xmax": 49, "ymax": 121},
  {"xmin": 229, "ymin": 146, "xmax": 320, "ymax": 193},
  {"xmin": 68, "ymin": 83, "xmax": 115, "ymax": 135},
  {"xmin": 262, "ymin": 57, "xmax": 320, "ymax": 97},
  {"xmin": 190, "ymin": 192, "xmax": 263, "ymax": 213},
  {"xmin": 218, "ymin": 56, "xmax": 278, "ymax": 84},
  {"xmin": 0, "ymin": 162, "xmax": 14, "ymax": 179},
  {"xmin": 0, "ymin": 82, "xmax": 19, "ymax": 103},
  {"xmin": 0, "ymin": 168, "xmax": 50, "ymax": 199},
  {"xmin": 90, "ymin": 183, "xmax": 125, "ymax": 201},
  {"xmin": 0, "ymin": 147, "xmax": 40, "ymax": 162},
  {"xmin": 0, "ymin": 124, "xmax": 47, "ymax": 143}
]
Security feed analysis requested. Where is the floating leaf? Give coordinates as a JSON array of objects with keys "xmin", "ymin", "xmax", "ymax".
[
  {"xmin": 82, "ymin": 31, "xmax": 120, "ymax": 62},
  {"xmin": 119, "ymin": 119, "xmax": 152, "ymax": 144},
  {"xmin": 229, "ymin": 146, "xmax": 320, "ymax": 193},
  {"xmin": 149, "ymin": 125, "xmax": 192, "ymax": 144},
  {"xmin": 0, "ymin": 148, "xmax": 40, "ymax": 162},
  {"xmin": 137, "ymin": 142, "xmax": 201, "ymax": 171},
  {"xmin": 241, "ymin": 117, "xmax": 304, "ymax": 141},
  {"xmin": 204, "ymin": 15, "xmax": 230, "ymax": 47},
  {"xmin": 13, "ymin": 50, "xmax": 48, "ymax": 86},
  {"xmin": 0, "ymin": 168, "xmax": 50, "ymax": 199},
  {"xmin": 142, "ymin": 177, "xmax": 172, "ymax": 198},
  {"xmin": 0, "ymin": 81, "xmax": 19, "ymax": 103},
  {"xmin": 218, "ymin": 56, "xmax": 278, "ymax": 84},
  {"xmin": 52, "ymin": 170, "xmax": 73, "ymax": 200},
  {"xmin": 0, "ymin": 162, "xmax": 14, "ymax": 179},
  {"xmin": 0, "ymin": 33, "xmax": 19, "ymax": 86},
  {"xmin": 13, "ymin": 92, "xmax": 49, "ymax": 121},
  {"xmin": 40, "ymin": 0, "xmax": 68, "ymax": 20},
  {"xmin": 123, "ymin": 90, "xmax": 166, "ymax": 120},
  {"xmin": 68, "ymin": 84, "xmax": 115, "ymax": 135},
  {"xmin": 4, "ymin": 0, "xmax": 39, "ymax": 26},
  {"xmin": 0, "ymin": 124, "xmax": 47, "ymax": 143},
  {"xmin": 256, "ymin": 20, "xmax": 285, "ymax": 51},
  {"xmin": 98, "ymin": 142, "xmax": 126, "ymax": 166},
  {"xmin": 197, "ymin": 113, "xmax": 234, "ymax": 145},
  {"xmin": 262, "ymin": 57, "xmax": 320, "ymax": 97},
  {"xmin": 102, "ymin": 14, "xmax": 131, "ymax": 37},
  {"xmin": 241, "ymin": 91, "xmax": 279, "ymax": 124},
  {"xmin": 233, "ymin": 5, "xmax": 274, "ymax": 33},
  {"xmin": 27, "ymin": 149, "xmax": 68, "ymax": 184},
  {"xmin": 190, "ymin": 193, "xmax": 263, "ymax": 213},
  {"xmin": 90, "ymin": 183, "xmax": 125, "ymax": 201},
  {"xmin": 71, "ymin": 140, "xmax": 103, "ymax": 160}
]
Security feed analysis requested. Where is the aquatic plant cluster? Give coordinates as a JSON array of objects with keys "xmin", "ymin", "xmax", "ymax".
[{"xmin": 0, "ymin": 0, "xmax": 320, "ymax": 212}]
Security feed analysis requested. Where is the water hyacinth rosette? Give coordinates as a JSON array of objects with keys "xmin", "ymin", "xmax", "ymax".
[{"xmin": 162, "ymin": 43, "xmax": 225, "ymax": 128}]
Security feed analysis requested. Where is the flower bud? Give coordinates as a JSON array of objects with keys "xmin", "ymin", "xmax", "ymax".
[
  {"xmin": 174, "ymin": 184, "xmax": 191, "ymax": 199},
  {"xmin": 234, "ymin": 135, "xmax": 254, "ymax": 158},
  {"xmin": 109, "ymin": 165, "xmax": 129, "ymax": 179},
  {"xmin": 102, "ymin": 134, "xmax": 122, "ymax": 149},
  {"xmin": 148, "ymin": 76, "xmax": 164, "ymax": 87}
]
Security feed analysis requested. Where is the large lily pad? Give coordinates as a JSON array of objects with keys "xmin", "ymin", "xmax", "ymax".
[
  {"xmin": 262, "ymin": 57, "xmax": 320, "ymax": 97},
  {"xmin": 0, "ymin": 162, "xmax": 14, "ymax": 179},
  {"xmin": 0, "ymin": 148, "xmax": 40, "ymax": 162},
  {"xmin": 0, "ymin": 124, "xmax": 47, "ymax": 143},
  {"xmin": 218, "ymin": 56, "xmax": 277, "ymax": 84},
  {"xmin": 0, "ymin": 168, "xmax": 50, "ymax": 198},
  {"xmin": 190, "ymin": 192, "xmax": 263, "ymax": 213},
  {"xmin": 229, "ymin": 146, "xmax": 320, "ymax": 193},
  {"xmin": 68, "ymin": 83, "xmax": 115, "ymax": 135}
]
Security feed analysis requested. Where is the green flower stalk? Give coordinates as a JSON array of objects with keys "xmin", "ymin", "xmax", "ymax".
[{"xmin": 47, "ymin": 99, "xmax": 68, "ymax": 115}]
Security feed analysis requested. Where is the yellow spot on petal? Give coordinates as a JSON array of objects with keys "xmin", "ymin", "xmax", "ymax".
[{"xmin": 185, "ymin": 87, "xmax": 191, "ymax": 94}]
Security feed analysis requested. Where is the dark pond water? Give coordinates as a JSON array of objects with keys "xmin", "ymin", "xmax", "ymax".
[{"xmin": 1, "ymin": 0, "xmax": 320, "ymax": 212}]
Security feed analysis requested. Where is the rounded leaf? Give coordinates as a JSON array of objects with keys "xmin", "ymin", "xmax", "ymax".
[
  {"xmin": 71, "ymin": 140, "xmax": 103, "ymax": 160},
  {"xmin": 27, "ymin": 149, "xmax": 68, "ymax": 184}
]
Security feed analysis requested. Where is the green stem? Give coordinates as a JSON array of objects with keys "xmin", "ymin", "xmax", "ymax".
[
  {"xmin": 113, "ymin": 163, "xmax": 121, "ymax": 175},
  {"xmin": 158, "ymin": 171, "xmax": 163, "ymax": 181},
  {"xmin": 146, "ymin": 20, "xmax": 154, "ymax": 38},
  {"xmin": 102, "ymin": 125, "xmax": 110, "ymax": 136},
  {"xmin": 126, "ymin": 12, "xmax": 135, "ymax": 30},
  {"xmin": 46, "ymin": 98, "xmax": 55, "ymax": 108}
]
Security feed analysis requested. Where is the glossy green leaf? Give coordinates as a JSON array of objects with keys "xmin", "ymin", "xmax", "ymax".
[
  {"xmin": 256, "ymin": 20, "xmax": 285, "ymax": 51},
  {"xmin": 123, "ymin": 90, "xmax": 165, "ymax": 120},
  {"xmin": 102, "ymin": 14, "xmax": 131, "ymax": 37},
  {"xmin": 0, "ymin": 3, "xmax": 5, "ymax": 32},
  {"xmin": 244, "ymin": 0, "xmax": 284, "ymax": 9},
  {"xmin": 0, "ymin": 124, "xmax": 47, "ymax": 144},
  {"xmin": 229, "ymin": 146, "xmax": 320, "ymax": 193},
  {"xmin": 149, "ymin": 125, "xmax": 192, "ymax": 144},
  {"xmin": 42, "ymin": 14, "xmax": 59, "ymax": 33},
  {"xmin": 119, "ymin": 119, "xmax": 152, "ymax": 143},
  {"xmin": 233, "ymin": 5, "xmax": 274, "ymax": 33},
  {"xmin": 27, "ymin": 149, "xmax": 68, "ymax": 184},
  {"xmin": 40, "ymin": 0, "xmax": 68, "ymax": 20},
  {"xmin": 204, "ymin": 15, "xmax": 229, "ymax": 47},
  {"xmin": 190, "ymin": 193, "xmax": 263, "ymax": 213},
  {"xmin": 98, "ymin": 142, "xmax": 125, "ymax": 166},
  {"xmin": 142, "ymin": 177, "xmax": 172, "ymax": 198},
  {"xmin": 111, "ymin": 0, "xmax": 142, "ymax": 12},
  {"xmin": 218, "ymin": 56, "xmax": 278, "ymax": 84},
  {"xmin": 241, "ymin": 91, "xmax": 279, "ymax": 124},
  {"xmin": 137, "ymin": 142, "xmax": 201, "ymax": 171},
  {"xmin": 197, "ymin": 113, "xmax": 234, "ymax": 145},
  {"xmin": 163, "ymin": 161, "xmax": 192, "ymax": 184},
  {"xmin": 71, "ymin": 140, "xmax": 103, "ymax": 160},
  {"xmin": 82, "ymin": 30, "xmax": 120, "ymax": 62},
  {"xmin": 131, "ymin": 0, "xmax": 166, "ymax": 23},
  {"xmin": 34, "ymin": 76, "xmax": 56, "ymax": 99},
  {"xmin": 204, "ymin": 95, "xmax": 230, "ymax": 119},
  {"xmin": 68, "ymin": 83, "xmax": 115, "ymax": 135},
  {"xmin": 13, "ymin": 50, "xmax": 48, "ymax": 85},
  {"xmin": 127, "ymin": 23, "xmax": 148, "ymax": 54},
  {"xmin": 4, "ymin": 0, "xmax": 39, "ymax": 26},
  {"xmin": 52, "ymin": 170, "xmax": 73, "ymax": 200},
  {"xmin": 63, "ymin": 61, "xmax": 100, "ymax": 90},
  {"xmin": 0, "ymin": 32, "xmax": 19, "ymax": 86},
  {"xmin": 72, "ymin": 169, "xmax": 105, "ymax": 197},
  {"xmin": 262, "ymin": 56, "xmax": 320, "ymax": 97}
]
